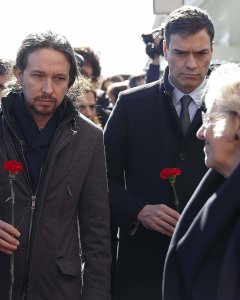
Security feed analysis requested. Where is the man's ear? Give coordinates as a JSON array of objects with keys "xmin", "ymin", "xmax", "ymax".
[
  {"xmin": 13, "ymin": 65, "xmax": 23, "ymax": 85},
  {"xmin": 162, "ymin": 40, "xmax": 168, "ymax": 60}
]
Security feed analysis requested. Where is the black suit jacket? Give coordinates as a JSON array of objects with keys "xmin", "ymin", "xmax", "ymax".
[{"xmin": 104, "ymin": 68, "xmax": 208, "ymax": 300}]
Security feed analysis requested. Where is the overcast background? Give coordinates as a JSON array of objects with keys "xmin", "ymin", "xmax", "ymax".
[{"xmin": 1, "ymin": 0, "xmax": 155, "ymax": 77}]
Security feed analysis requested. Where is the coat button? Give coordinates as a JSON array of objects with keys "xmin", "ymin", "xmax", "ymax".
[{"xmin": 179, "ymin": 153, "xmax": 186, "ymax": 161}]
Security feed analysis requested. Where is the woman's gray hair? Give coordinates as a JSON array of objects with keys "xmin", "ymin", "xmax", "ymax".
[
  {"xmin": 204, "ymin": 62, "xmax": 240, "ymax": 115},
  {"xmin": 203, "ymin": 63, "xmax": 240, "ymax": 138}
]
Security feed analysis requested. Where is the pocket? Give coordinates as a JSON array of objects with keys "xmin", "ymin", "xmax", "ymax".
[{"xmin": 56, "ymin": 257, "xmax": 82, "ymax": 277}]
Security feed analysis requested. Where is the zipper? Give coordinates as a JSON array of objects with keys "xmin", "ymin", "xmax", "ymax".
[
  {"xmin": 28, "ymin": 196, "xmax": 36, "ymax": 248},
  {"xmin": 24, "ymin": 116, "xmax": 76, "ymax": 251},
  {"xmin": 2, "ymin": 99, "xmax": 78, "ymax": 297}
]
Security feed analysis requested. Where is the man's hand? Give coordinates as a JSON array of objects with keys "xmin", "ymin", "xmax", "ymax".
[
  {"xmin": 0, "ymin": 220, "xmax": 20, "ymax": 255},
  {"xmin": 137, "ymin": 204, "xmax": 180, "ymax": 237}
]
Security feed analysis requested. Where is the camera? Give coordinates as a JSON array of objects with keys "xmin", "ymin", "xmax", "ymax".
[{"xmin": 141, "ymin": 27, "xmax": 164, "ymax": 59}]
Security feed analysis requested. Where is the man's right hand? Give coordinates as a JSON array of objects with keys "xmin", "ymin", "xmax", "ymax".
[
  {"xmin": 137, "ymin": 204, "xmax": 180, "ymax": 237},
  {"xmin": 0, "ymin": 220, "xmax": 20, "ymax": 255}
]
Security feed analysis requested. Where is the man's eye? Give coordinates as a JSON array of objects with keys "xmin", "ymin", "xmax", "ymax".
[
  {"xmin": 33, "ymin": 73, "xmax": 42, "ymax": 78},
  {"xmin": 174, "ymin": 51, "xmax": 186, "ymax": 55},
  {"xmin": 198, "ymin": 51, "xmax": 208, "ymax": 56},
  {"xmin": 55, "ymin": 77, "xmax": 65, "ymax": 81}
]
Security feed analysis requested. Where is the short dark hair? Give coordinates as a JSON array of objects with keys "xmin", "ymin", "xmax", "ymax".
[
  {"xmin": 164, "ymin": 6, "xmax": 215, "ymax": 47},
  {"xmin": 15, "ymin": 31, "xmax": 78, "ymax": 88}
]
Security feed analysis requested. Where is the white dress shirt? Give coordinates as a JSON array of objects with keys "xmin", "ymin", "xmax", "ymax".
[{"xmin": 169, "ymin": 78, "xmax": 207, "ymax": 121}]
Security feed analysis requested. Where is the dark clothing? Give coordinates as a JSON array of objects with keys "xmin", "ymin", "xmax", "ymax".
[
  {"xmin": 96, "ymin": 89, "xmax": 112, "ymax": 127},
  {"xmin": 13, "ymin": 95, "xmax": 63, "ymax": 193},
  {"xmin": 146, "ymin": 63, "xmax": 160, "ymax": 83},
  {"xmin": 163, "ymin": 165, "xmax": 240, "ymax": 300},
  {"xmin": 104, "ymin": 67, "xmax": 208, "ymax": 300},
  {"xmin": 0, "ymin": 92, "xmax": 111, "ymax": 300},
  {"xmin": 96, "ymin": 105, "xmax": 112, "ymax": 128}
]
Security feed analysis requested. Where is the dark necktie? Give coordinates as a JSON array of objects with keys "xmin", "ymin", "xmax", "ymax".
[{"xmin": 180, "ymin": 95, "xmax": 192, "ymax": 134}]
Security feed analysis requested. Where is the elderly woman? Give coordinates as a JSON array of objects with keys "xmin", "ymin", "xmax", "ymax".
[{"xmin": 162, "ymin": 63, "xmax": 240, "ymax": 300}]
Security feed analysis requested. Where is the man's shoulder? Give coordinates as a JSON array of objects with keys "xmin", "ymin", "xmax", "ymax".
[
  {"xmin": 126, "ymin": 79, "xmax": 161, "ymax": 95},
  {"xmin": 118, "ymin": 80, "xmax": 162, "ymax": 105},
  {"xmin": 76, "ymin": 113, "xmax": 103, "ymax": 134}
]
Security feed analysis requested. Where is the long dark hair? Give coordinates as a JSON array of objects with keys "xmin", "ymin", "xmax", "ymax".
[{"xmin": 15, "ymin": 31, "xmax": 78, "ymax": 88}]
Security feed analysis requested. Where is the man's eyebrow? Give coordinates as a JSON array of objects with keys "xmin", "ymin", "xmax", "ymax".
[
  {"xmin": 172, "ymin": 48, "xmax": 210, "ymax": 53},
  {"xmin": 30, "ymin": 69, "xmax": 68, "ymax": 76}
]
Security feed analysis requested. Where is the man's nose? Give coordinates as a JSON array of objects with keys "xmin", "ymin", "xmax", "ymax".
[
  {"xmin": 42, "ymin": 78, "xmax": 54, "ymax": 94},
  {"xmin": 186, "ymin": 54, "xmax": 197, "ymax": 69}
]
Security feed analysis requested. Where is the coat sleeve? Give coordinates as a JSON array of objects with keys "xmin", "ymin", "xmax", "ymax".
[
  {"xmin": 104, "ymin": 95, "xmax": 147, "ymax": 234},
  {"xmin": 78, "ymin": 131, "xmax": 111, "ymax": 300}
]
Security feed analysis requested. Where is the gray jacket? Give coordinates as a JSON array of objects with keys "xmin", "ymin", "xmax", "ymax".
[{"xmin": 0, "ymin": 92, "xmax": 111, "ymax": 300}]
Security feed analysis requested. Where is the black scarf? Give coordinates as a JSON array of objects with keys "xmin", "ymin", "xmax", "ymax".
[{"xmin": 14, "ymin": 95, "xmax": 64, "ymax": 193}]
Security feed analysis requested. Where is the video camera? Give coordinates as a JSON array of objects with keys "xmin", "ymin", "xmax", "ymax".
[{"xmin": 141, "ymin": 26, "xmax": 164, "ymax": 59}]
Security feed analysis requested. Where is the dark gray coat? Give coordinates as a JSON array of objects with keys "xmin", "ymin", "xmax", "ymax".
[{"xmin": 0, "ymin": 92, "xmax": 111, "ymax": 300}]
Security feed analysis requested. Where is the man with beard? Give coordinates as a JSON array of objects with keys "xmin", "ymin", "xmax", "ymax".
[{"xmin": 0, "ymin": 31, "xmax": 111, "ymax": 300}]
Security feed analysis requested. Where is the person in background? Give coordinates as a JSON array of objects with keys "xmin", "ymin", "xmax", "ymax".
[
  {"xmin": 68, "ymin": 77, "xmax": 102, "ymax": 127},
  {"xmin": 106, "ymin": 81, "xmax": 128, "ymax": 107},
  {"xmin": 98, "ymin": 75, "xmax": 124, "ymax": 108},
  {"xmin": 163, "ymin": 62, "xmax": 240, "ymax": 300},
  {"xmin": 128, "ymin": 73, "xmax": 146, "ymax": 88},
  {"xmin": 74, "ymin": 52, "xmax": 85, "ymax": 70},
  {"xmin": 100, "ymin": 75, "xmax": 125, "ymax": 93},
  {"xmin": 74, "ymin": 46, "xmax": 101, "ymax": 88},
  {"xmin": 0, "ymin": 31, "xmax": 111, "ymax": 300},
  {"xmin": 97, "ymin": 75, "xmax": 125, "ymax": 127},
  {"xmin": 0, "ymin": 59, "xmax": 14, "ymax": 97},
  {"xmin": 142, "ymin": 25, "xmax": 165, "ymax": 83},
  {"xmin": 104, "ymin": 6, "xmax": 214, "ymax": 300}
]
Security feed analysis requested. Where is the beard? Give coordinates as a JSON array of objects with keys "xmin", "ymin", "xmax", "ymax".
[{"xmin": 26, "ymin": 95, "xmax": 58, "ymax": 116}]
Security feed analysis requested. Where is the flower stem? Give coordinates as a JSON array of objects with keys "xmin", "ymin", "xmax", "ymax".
[
  {"xmin": 9, "ymin": 178, "xmax": 16, "ymax": 300},
  {"xmin": 9, "ymin": 253, "xmax": 14, "ymax": 300},
  {"xmin": 171, "ymin": 183, "xmax": 179, "ymax": 212}
]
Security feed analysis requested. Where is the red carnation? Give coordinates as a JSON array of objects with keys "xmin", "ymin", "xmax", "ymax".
[
  {"xmin": 160, "ymin": 167, "xmax": 182, "ymax": 211},
  {"xmin": 160, "ymin": 168, "xmax": 182, "ymax": 180},
  {"xmin": 3, "ymin": 160, "xmax": 23, "ymax": 178}
]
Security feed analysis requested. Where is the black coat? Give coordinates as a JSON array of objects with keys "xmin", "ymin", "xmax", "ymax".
[
  {"xmin": 104, "ymin": 68, "xmax": 208, "ymax": 300},
  {"xmin": 163, "ymin": 165, "xmax": 240, "ymax": 300}
]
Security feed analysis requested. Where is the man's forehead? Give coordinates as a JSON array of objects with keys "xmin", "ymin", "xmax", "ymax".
[
  {"xmin": 25, "ymin": 49, "xmax": 70, "ymax": 72},
  {"xmin": 168, "ymin": 31, "xmax": 212, "ymax": 49}
]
